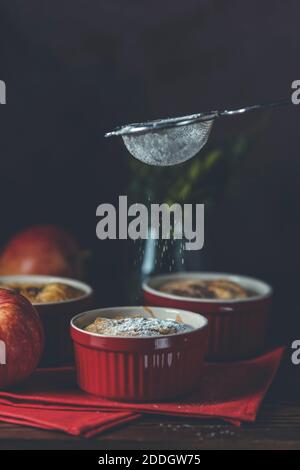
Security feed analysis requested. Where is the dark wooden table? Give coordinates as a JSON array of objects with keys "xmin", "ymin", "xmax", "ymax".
[{"xmin": 0, "ymin": 359, "xmax": 299, "ymax": 450}]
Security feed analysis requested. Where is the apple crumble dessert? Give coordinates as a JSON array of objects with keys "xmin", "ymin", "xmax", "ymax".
[
  {"xmin": 159, "ymin": 278, "xmax": 250, "ymax": 300},
  {"xmin": 85, "ymin": 315, "xmax": 192, "ymax": 337},
  {"xmin": 0, "ymin": 282, "xmax": 83, "ymax": 303}
]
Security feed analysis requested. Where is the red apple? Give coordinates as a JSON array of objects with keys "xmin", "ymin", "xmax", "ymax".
[
  {"xmin": 0, "ymin": 288, "xmax": 44, "ymax": 388},
  {"xmin": 0, "ymin": 225, "xmax": 85, "ymax": 279}
]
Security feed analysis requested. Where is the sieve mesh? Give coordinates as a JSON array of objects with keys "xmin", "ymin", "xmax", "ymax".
[{"xmin": 122, "ymin": 120, "xmax": 214, "ymax": 166}]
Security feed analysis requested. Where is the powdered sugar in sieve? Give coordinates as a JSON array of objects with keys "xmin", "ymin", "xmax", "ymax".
[{"xmin": 122, "ymin": 119, "xmax": 213, "ymax": 166}]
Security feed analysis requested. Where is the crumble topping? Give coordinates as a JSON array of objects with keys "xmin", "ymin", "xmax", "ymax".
[
  {"xmin": 85, "ymin": 315, "xmax": 192, "ymax": 337},
  {"xmin": 0, "ymin": 282, "xmax": 83, "ymax": 303},
  {"xmin": 159, "ymin": 279, "xmax": 250, "ymax": 300}
]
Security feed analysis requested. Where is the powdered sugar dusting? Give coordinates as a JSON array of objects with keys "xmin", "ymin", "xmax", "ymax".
[{"xmin": 85, "ymin": 316, "xmax": 192, "ymax": 337}]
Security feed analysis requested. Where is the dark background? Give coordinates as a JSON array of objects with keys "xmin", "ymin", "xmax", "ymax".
[{"xmin": 0, "ymin": 0, "xmax": 299, "ymax": 341}]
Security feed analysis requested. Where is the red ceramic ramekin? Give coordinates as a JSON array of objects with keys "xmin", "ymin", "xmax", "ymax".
[
  {"xmin": 0, "ymin": 275, "xmax": 93, "ymax": 367},
  {"xmin": 71, "ymin": 306, "xmax": 208, "ymax": 402},
  {"xmin": 143, "ymin": 272, "xmax": 273, "ymax": 361}
]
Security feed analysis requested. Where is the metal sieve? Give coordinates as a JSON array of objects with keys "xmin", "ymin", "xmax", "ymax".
[{"xmin": 105, "ymin": 100, "xmax": 289, "ymax": 166}]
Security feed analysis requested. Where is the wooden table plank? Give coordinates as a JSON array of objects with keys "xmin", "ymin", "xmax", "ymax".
[{"xmin": 0, "ymin": 413, "xmax": 300, "ymax": 449}]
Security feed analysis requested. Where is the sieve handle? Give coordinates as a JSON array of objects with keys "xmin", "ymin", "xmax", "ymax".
[{"xmin": 219, "ymin": 99, "xmax": 291, "ymax": 118}]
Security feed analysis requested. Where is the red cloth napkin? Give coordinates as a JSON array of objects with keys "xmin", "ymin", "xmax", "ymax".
[
  {"xmin": 0, "ymin": 346, "xmax": 284, "ymax": 435},
  {"xmin": 0, "ymin": 405, "xmax": 140, "ymax": 438}
]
